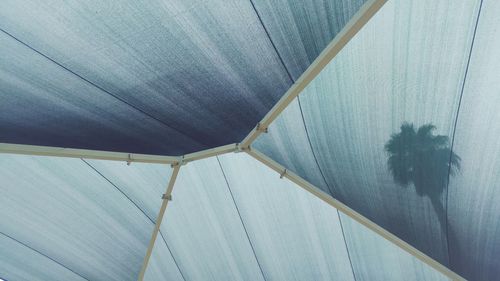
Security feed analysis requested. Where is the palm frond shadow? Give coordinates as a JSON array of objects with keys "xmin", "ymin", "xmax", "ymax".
[{"xmin": 385, "ymin": 122, "xmax": 460, "ymax": 250}]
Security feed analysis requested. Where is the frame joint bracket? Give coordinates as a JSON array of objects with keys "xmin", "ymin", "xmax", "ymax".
[
  {"xmin": 236, "ymin": 143, "xmax": 251, "ymax": 153},
  {"xmin": 171, "ymin": 156, "xmax": 185, "ymax": 167},
  {"xmin": 280, "ymin": 168, "xmax": 287, "ymax": 179},
  {"xmin": 256, "ymin": 122, "xmax": 268, "ymax": 134}
]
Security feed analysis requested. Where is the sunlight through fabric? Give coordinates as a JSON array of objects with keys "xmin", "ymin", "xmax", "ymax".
[
  {"xmin": 1, "ymin": 0, "xmax": 498, "ymax": 280},
  {"xmin": 255, "ymin": 0, "xmax": 480, "ymax": 271},
  {"xmin": 0, "ymin": 154, "xmax": 172, "ymax": 281},
  {"xmin": 447, "ymin": 0, "xmax": 500, "ymax": 279},
  {"xmin": 145, "ymin": 153, "xmax": 447, "ymax": 281}
]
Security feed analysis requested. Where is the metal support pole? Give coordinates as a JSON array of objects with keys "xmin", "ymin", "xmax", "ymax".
[{"xmin": 137, "ymin": 164, "xmax": 181, "ymax": 281}]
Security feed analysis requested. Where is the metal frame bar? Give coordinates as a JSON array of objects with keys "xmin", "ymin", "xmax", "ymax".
[
  {"xmin": 0, "ymin": 142, "xmax": 240, "ymax": 166},
  {"xmin": 246, "ymin": 148, "xmax": 466, "ymax": 281},
  {"xmin": 137, "ymin": 164, "xmax": 181, "ymax": 281},
  {"xmin": 0, "ymin": 143, "xmax": 179, "ymax": 164},
  {"xmin": 240, "ymin": 0, "xmax": 388, "ymax": 148}
]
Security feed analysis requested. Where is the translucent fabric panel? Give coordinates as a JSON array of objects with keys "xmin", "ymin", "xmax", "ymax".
[
  {"xmin": 256, "ymin": 0, "xmax": 480, "ymax": 266},
  {"xmin": 252, "ymin": 0, "xmax": 366, "ymax": 80},
  {"xmin": 253, "ymin": 99, "xmax": 331, "ymax": 194},
  {"xmin": 0, "ymin": 31, "xmax": 202, "ymax": 156},
  {"xmin": 84, "ymin": 159, "xmax": 172, "ymax": 222},
  {"xmin": 0, "ymin": 154, "xmax": 167, "ymax": 281},
  {"xmin": 339, "ymin": 213, "xmax": 448, "ymax": 281},
  {"xmin": 143, "ymin": 232, "xmax": 184, "ymax": 281},
  {"xmin": 160, "ymin": 157, "xmax": 265, "ymax": 281},
  {"xmin": 447, "ymin": 1, "xmax": 500, "ymax": 280},
  {"xmin": 0, "ymin": 233, "xmax": 86, "ymax": 281},
  {"xmin": 218, "ymin": 153, "xmax": 354, "ymax": 281},
  {"xmin": 0, "ymin": 0, "xmax": 291, "ymax": 152},
  {"xmin": 146, "ymin": 153, "xmax": 446, "ymax": 280}
]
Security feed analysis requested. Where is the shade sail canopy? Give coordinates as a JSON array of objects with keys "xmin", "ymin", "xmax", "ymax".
[
  {"xmin": 255, "ymin": 0, "xmax": 497, "ymax": 280},
  {"xmin": 0, "ymin": 0, "xmax": 363, "ymax": 155},
  {"xmin": 0, "ymin": 153, "xmax": 447, "ymax": 281},
  {"xmin": 1, "ymin": 0, "xmax": 498, "ymax": 280},
  {"xmin": 447, "ymin": 0, "xmax": 500, "ymax": 279},
  {"xmin": 0, "ymin": 154, "xmax": 172, "ymax": 281}
]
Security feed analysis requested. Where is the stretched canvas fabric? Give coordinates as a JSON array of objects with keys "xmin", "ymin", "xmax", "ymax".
[
  {"xmin": 144, "ymin": 153, "xmax": 447, "ymax": 281},
  {"xmin": 0, "ymin": 0, "xmax": 363, "ymax": 155},
  {"xmin": 255, "ymin": 0, "xmax": 488, "ymax": 279},
  {"xmin": 0, "ymin": 154, "xmax": 172, "ymax": 281},
  {"xmin": 1, "ymin": 0, "xmax": 498, "ymax": 280},
  {"xmin": 447, "ymin": 0, "xmax": 500, "ymax": 279}
]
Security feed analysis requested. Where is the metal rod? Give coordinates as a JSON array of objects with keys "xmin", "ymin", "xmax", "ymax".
[
  {"xmin": 0, "ymin": 143, "xmax": 180, "ymax": 164},
  {"xmin": 137, "ymin": 164, "xmax": 181, "ymax": 281},
  {"xmin": 0, "ymin": 142, "xmax": 241, "ymax": 166}
]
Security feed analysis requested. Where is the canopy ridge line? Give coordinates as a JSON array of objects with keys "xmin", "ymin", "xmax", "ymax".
[
  {"xmin": 245, "ymin": 147, "xmax": 466, "ymax": 281},
  {"xmin": 137, "ymin": 163, "xmax": 181, "ymax": 281},
  {"xmin": 239, "ymin": 0, "xmax": 388, "ymax": 149}
]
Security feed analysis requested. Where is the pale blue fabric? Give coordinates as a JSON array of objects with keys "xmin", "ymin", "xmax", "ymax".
[
  {"xmin": 158, "ymin": 156, "xmax": 266, "ymax": 281},
  {"xmin": 218, "ymin": 153, "xmax": 354, "ymax": 281},
  {"xmin": 84, "ymin": 159, "xmax": 172, "ymax": 222},
  {"xmin": 447, "ymin": 0, "xmax": 500, "ymax": 279},
  {"xmin": 339, "ymin": 213, "xmax": 447, "ymax": 281},
  {"xmin": 0, "ymin": 153, "xmax": 447, "ymax": 280},
  {"xmin": 147, "ymin": 153, "xmax": 446, "ymax": 281},
  {"xmin": 0, "ymin": 154, "xmax": 172, "ymax": 281},
  {"xmin": 143, "ymin": 233, "xmax": 184, "ymax": 281},
  {"xmin": 254, "ymin": 99, "xmax": 332, "ymax": 195},
  {"xmin": 251, "ymin": 0, "xmax": 366, "ymax": 80},
  {"xmin": 0, "ymin": 233, "xmax": 87, "ymax": 281},
  {"xmin": 255, "ymin": 0, "xmax": 482, "ymax": 278}
]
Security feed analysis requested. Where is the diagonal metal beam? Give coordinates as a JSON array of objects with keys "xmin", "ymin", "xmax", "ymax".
[
  {"xmin": 240, "ymin": 0, "xmax": 388, "ymax": 148},
  {"xmin": 137, "ymin": 164, "xmax": 181, "ymax": 281},
  {"xmin": 246, "ymin": 147, "xmax": 466, "ymax": 281}
]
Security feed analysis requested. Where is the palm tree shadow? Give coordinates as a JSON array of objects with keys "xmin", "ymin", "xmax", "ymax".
[{"xmin": 385, "ymin": 123, "xmax": 460, "ymax": 260}]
